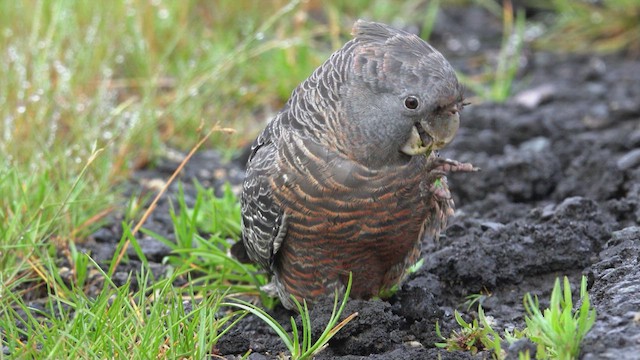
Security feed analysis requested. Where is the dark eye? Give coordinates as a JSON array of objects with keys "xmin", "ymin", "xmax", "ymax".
[{"xmin": 404, "ymin": 96, "xmax": 419, "ymax": 110}]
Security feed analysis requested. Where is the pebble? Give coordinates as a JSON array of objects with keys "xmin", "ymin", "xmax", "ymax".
[
  {"xmin": 611, "ymin": 226, "xmax": 640, "ymax": 242},
  {"xmin": 514, "ymin": 84, "xmax": 556, "ymax": 109},
  {"xmin": 617, "ymin": 149, "xmax": 640, "ymax": 171},
  {"xmin": 519, "ymin": 136, "xmax": 550, "ymax": 153},
  {"xmin": 480, "ymin": 221, "xmax": 505, "ymax": 232},
  {"xmin": 126, "ymin": 236, "xmax": 172, "ymax": 262}
]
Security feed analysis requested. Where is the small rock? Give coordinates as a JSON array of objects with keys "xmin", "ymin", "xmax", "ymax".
[
  {"xmin": 505, "ymin": 338, "xmax": 537, "ymax": 359},
  {"xmin": 519, "ymin": 136, "xmax": 550, "ymax": 153},
  {"xmin": 539, "ymin": 203, "xmax": 557, "ymax": 220},
  {"xmin": 216, "ymin": 328, "xmax": 251, "ymax": 355},
  {"xmin": 140, "ymin": 178, "xmax": 166, "ymax": 191},
  {"xmin": 112, "ymin": 271, "xmax": 136, "ymax": 287},
  {"xmin": 629, "ymin": 130, "xmax": 640, "ymax": 147},
  {"xmin": 480, "ymin": 221, "xmax": 505, "ymax": 231},
  {"xmin": 585, "ymin": 82, "xmax": 606, "ymax": 96},
  {"xmin": 582, "ymin": 103, "xmax": 611, "ymax": 129},
  {"xmin": 500, "ymin": 140, "xmax": 561, "ymax": 201},
  {"xmin": 126, "ymin": 236, "xmax": 172, "ymax": 262},
  {"xmin": 617, "ymin": 149, "xmax": 640, "ymax": 171},
  {"xmin": 444, "ymin": 223, "xmax": 467, "ymax": 237},
  {"xmin": 583, "ymin": 57, "xmax": 607, "ymax": 80},
  {"xmin": 91, "ymin": 227, "xmax": 116, "ymax": 243},
  {"xmin": 610, "ymin": 98, "xmax": 640, "ymax": 118},
  {"xmin": 247, "ymin": 353, "xmax": 269, "ymax": 360},
  {"xmin": 611, "ymin": 226, "xmax": 640, "ymax": 243},
  {"xmin": 514, "ymin": 84, "xmax": 556, "ymax": 109}
]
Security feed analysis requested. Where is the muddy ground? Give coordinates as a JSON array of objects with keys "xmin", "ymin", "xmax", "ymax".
[{"xmin": 57, "ymin": 5, "xmax": 640, "ymax": 360}]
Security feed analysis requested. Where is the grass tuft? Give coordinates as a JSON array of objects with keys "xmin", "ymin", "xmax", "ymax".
[
  {"xmin": 458, "ymin": 0, "xmax": 526, "ymax": 103},
  {"xmin": 435, "ymin": 306, "xmax": 505, "ymax": 356},
  {"xmin": 223, "ymin": 273, "xmax": 357, "ymax": 359},
  {"xmin": 523, "ymin": 276, "xmax": 596, "ymax": 359},
  {"xmin": 0, "ymin": 237, "xmax": 246, "ymax": 358},
  {"xmin": 437, "ymin": 275, "xmax": 596, "ymax": 360},
  {"xmin": 539, "ymin": 0, "xmax": 640, "ymax": 55}
]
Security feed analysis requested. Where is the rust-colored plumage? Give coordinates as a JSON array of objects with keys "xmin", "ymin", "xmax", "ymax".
[{"xmin": 232, "ymin": 20, "xmax": 475, "ymax": 309}]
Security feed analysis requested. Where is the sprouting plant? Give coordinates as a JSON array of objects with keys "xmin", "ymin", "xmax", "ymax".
[
  {"xmin": 458, "ymin": 0, "xmax": 525, "ymax": 102},
  {"xmin": 435, "ymin": 306, "xmax": 503, "ymax": 355},
  {"xmin": 223, "ymin": 274, "xmax": 358, "ymax": 359},
  {"xmin": 463, "ymin": 290, "xmax": 491, "ymax": 311},
  {"xmin": 188, "ymin": 181, "xmax": 242, "ymax": 239},
  {"xmin": 140, "ymin": 180, "xmax": 275, "ymax": 306},
  {"xmin": 376, "ymin": 258, "xmax": 425, "ymax": 299},
  {"xmin": 436, "ymin": 276, "xmax": 596, "ymax": 360},
  {"xmin": 408, "ymin": 258, "xmax": 425, "ymax": 274},
  {"xmin": 523, "ymin": 276, "xmax": 596, "ymax": 359},
  {"xmin": 67, "ymin": 240, "xmax": 90, "ymax": 290}
]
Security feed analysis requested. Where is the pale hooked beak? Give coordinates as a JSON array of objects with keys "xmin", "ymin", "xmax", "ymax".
[
  {"xmin": 401, "ymin": 110, "xmax": 460, "ymax": 156},
  {"xmin": 401, "ymin": 121, "xmax": 434, "ymax": 156}
]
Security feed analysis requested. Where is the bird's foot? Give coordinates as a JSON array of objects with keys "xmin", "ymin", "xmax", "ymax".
[
  {"xmin": 430, "ymin": 177, "xmax": 452, "ymax": 200},
  {"xmin": 431, "ymin": 158, "xmax": 479, "ymax": 173}
]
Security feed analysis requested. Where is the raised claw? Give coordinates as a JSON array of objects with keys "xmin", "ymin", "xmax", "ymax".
[{"xmin": 430, "ymin": 158, "xmax": 479, "ymax": 173}]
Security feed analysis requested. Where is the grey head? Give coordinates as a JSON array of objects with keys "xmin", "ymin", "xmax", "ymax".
[{"xmin": 337, "ymin": 20, "xmax": 465, "ymax": 168}]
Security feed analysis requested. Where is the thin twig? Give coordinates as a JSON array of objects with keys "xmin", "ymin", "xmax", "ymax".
[{"xmin": 109, "ymin": 125, "xmax": 235, "ymax": 274}]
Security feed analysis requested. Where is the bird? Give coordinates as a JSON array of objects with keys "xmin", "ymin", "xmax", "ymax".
[{"xmin": 231, "ymin": 19, "xmax": 476, "ymax": 310}]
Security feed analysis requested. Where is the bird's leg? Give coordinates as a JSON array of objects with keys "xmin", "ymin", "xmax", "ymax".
[{"xmin": 424, "ymin": 158, "xmax": 476, "ymax": 201}]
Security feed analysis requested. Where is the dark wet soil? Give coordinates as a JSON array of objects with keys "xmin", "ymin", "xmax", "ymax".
[{"xmin": 30, "ymin": 5, "xmax": 640, "ymax": 360}]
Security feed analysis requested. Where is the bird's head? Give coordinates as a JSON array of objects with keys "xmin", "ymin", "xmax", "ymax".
[{"xmin": 340, "ymin": 20, "xmax": 465, "ymax": 167}]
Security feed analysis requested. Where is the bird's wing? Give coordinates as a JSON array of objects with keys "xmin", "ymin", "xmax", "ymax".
[{"xmin": 239, "ymin": 121, "xmax": 287, "ymax": 271}]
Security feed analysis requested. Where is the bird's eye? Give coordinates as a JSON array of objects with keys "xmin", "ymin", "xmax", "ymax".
[{"xmin": 404, "ymin": 96, "xmax": 419, "ymax": 110}]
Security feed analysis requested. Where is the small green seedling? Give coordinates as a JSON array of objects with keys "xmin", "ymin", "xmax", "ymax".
[
  {"xmin": 377, "ymin": 258, "xmax": 424, "ymax": 299},
  {"xmin": 463, "ymin": 291, "xmax": 490, "ymax": 311},
  {"xmin": 435, "ymin": 306, "xmax": 505, "ymax": 357},
  {"xmin": 524, "ymin": 276, "xmax": 596, "ymax": 359},
  {"xmin": 436, "ymin": 276, "xmax": 596, "ymax": 360},
  {"xmin": 223, "ymin": 273, "xmax": 357, "ymax": 359}
]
